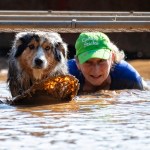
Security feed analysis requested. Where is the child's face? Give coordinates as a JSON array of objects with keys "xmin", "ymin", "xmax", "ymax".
[{"xmin": 77, "ymin": 56, "xmax": 112, "ymax": 87}]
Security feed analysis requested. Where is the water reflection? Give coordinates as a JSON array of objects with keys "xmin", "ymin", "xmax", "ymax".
[{"xmin": 0, "ymin": 60, "xmax": 150, "ymax": 149}]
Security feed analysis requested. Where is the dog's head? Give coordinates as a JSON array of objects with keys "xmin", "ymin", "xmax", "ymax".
[{"xmin": 10, "ymin": 31, "xmax": 68, "ymax": 79}]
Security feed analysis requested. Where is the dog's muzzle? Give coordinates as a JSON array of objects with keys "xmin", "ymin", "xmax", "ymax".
[
  {"xmin": 33, "ymin": 47, "xmax": 47, "ymax": 69},
  {"xmin": 33, "ymin": 56, "xmax": 47, "ymax": 69}
]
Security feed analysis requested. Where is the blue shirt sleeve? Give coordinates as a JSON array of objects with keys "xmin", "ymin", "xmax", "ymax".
[
  {"xmin": 110, "ymin": 60, "xmax": 143, "ymax": 90},
  {"xmin": 67, "ymin": 59, "xmax": 84, "ymax": 84},
  {"xmin": 67, "ymin": 59, "xmax": 79, "ymax": 77}
]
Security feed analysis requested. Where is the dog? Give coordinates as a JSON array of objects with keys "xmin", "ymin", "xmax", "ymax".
[{"xmin": 7, "ymin": 31, "xmax": 68, "ymax": 97}]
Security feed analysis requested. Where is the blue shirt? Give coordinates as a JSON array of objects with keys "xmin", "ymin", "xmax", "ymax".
[{"xmin": 67, "ymin": 59, "xmax": 143, "ymax": 91}]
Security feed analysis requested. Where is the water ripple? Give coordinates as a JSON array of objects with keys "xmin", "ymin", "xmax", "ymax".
[{"xmin": 0, "ymin": 81, "xmax": 150, "ymax": 150}]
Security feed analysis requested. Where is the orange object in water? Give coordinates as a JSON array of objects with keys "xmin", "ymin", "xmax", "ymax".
[{"xmin": 6, "ymin": 75, "xmax": 79, "ymax": 106}]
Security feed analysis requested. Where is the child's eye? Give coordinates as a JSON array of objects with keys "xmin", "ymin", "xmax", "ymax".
[
  {"xmin": 99, "ymin": 59, "xmax": 106, "ymax": 63},
  {"xmin": 28, "ymin": 44, "xmax": 35, "ymax": 49},
  {"xmin": 45, "ymin": 46, "xmax": 51, "ymax": 51}
]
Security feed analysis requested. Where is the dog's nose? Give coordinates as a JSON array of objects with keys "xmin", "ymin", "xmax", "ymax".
[{"xmin": 34, "ymin": 58, "xmax": 43, "ymax": 66}]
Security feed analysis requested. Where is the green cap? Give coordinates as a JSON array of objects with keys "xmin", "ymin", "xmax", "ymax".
[{"xmin": 75, "ymin": 32, "xmax": 112, "ymax": 64}]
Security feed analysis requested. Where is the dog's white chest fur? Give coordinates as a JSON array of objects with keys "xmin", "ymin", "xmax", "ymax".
[{"xmin": 32, "ymin": 69, "xmax": 43, "ymax": 80}]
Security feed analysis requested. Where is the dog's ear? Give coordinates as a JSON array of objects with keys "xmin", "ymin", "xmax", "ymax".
[
  {"xmin": 54, "ymin": 42, "xmax": 62, "ymax": 62},
  {"xmin": 60, "ymin": 42, "xmax": 68, "ymax": 58},
  {"xmin": 14, "ymin": 34, "xmax": 31, "ymax": 58},
  {"xmin": 54, "ymin": 42, "xmax": 68, "ymax": 61},
  {"xmin": 14, "ymin": 33, "xmax": 39, "ymax": 58}
]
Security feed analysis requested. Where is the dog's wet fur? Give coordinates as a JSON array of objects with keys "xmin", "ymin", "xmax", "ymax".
[{"xmin": 7, "ymin": 31, "xmax": 68, "ymax": 97}]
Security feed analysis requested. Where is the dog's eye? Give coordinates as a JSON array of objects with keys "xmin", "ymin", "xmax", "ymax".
[
  {"xmin": 28, "ymin": 44, "xmax": 35, "ymax": 49},
  {"xmin": 45, "ymin": 46, "xmax": 51, "ymax": 51}
]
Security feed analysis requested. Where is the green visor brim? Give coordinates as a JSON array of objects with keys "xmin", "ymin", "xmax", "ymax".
[{"xmin": 78, "ymin": 49, "xmax": 111, "ymax": 64}]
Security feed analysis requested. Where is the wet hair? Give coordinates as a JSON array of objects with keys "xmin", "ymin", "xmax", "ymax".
[
  {"xmin": 7, "ymin": 31, "xmax": 68, "ymax": 97},
  {"xmin": 110, "ymin": 42, "xmax": 125, "ymax": 63}
]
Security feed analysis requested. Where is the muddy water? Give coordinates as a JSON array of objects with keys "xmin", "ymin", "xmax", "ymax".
[{"xmin": 0, "ymin": 59, "xmax": 150, "ymax": 150}]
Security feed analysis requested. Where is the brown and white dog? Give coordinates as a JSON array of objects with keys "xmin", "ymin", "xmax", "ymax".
[{"xmin": 7, "ymin": 31, "xmax": 68, "ymax": 97}]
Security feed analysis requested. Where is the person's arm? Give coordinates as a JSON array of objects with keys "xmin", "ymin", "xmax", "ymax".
[{"xmin": 110, "ymin": 60, "xmax": 144, "ymax": 90}]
